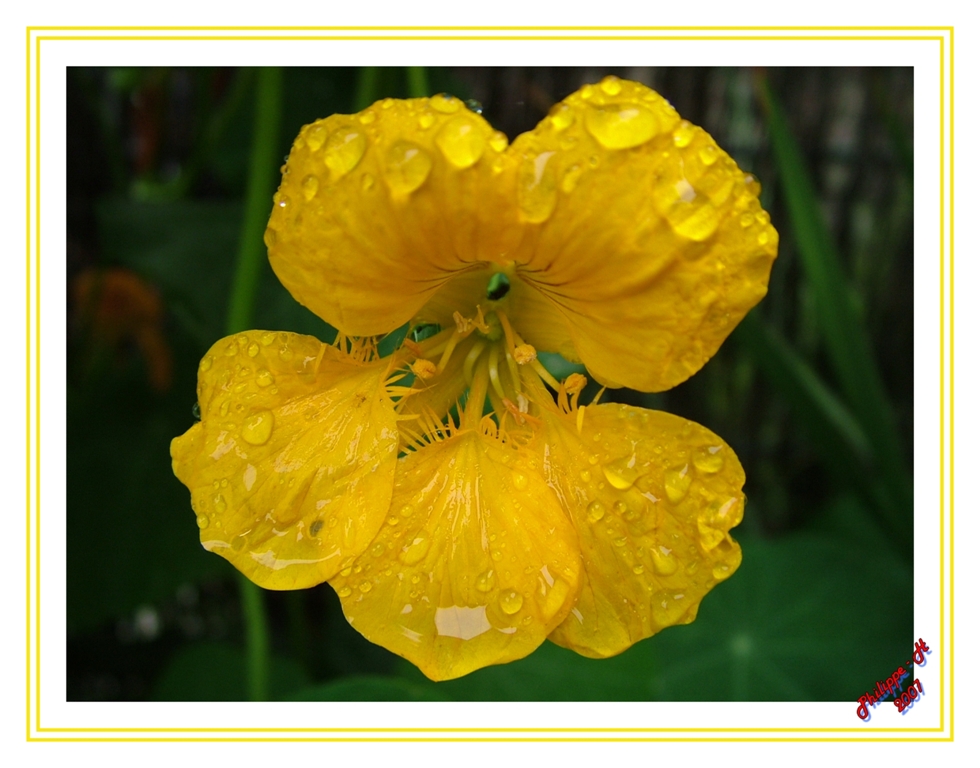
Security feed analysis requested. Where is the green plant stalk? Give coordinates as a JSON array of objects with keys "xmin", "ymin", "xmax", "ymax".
[
  {"xmin": 225, "ymin": 66, "xmax": 284, "ymax": 702},
  {"xmin": 406, "ymin": 66, "xmax": 430, "ymax": 99},
  {"xmin": 758, "ymin": 77, "xmax": 913, "ymax": 540},
  {"xmin": 354, "ymin": 67, "xmax": 380, "ymax": 111}
]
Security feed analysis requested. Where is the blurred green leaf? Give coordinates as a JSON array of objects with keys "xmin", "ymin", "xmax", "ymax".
[
  {"xmin": 289, "ymin": 676, "xmax": 447, "ymax": 702},
  {"xmin": 645, "ymin": 528, "xmax": 911, "ymax": 700},
  {"xmin": 153, "ymin": 642, "xmax": 309, "ymax": 701},
  {"xmin": 759, "ymin": 77, "xmax": 912, "ymax": 549}
]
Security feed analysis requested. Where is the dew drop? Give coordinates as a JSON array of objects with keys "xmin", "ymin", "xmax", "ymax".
[
  {"xmin": 693, "ymin": 445, "xmax": 724, "ymax": 474},
  {"xmin": 549, "ymin": 103, "xmax": 575, "ymax": 131},
  {"xmin": 435, "ymin": 115, "xmax": 487, "ymax": 169},
  {"xmin": 580, "ymin": 470, "xmax": 591, "ymax": 483},
  {"xmin": 698, "ymin": 145, "xmax": 719, "ymax": 166},
  {"xmin": 740, "ymin": 212, "xmax": 754, "ymax": 228},
  {"xmin": 673, "ymin": 120, "xmax": 695, "ymax": 148},
  {"xmin": 664, "ymin": 464, "xmax": 692, "ymax": 503},
  {"xmin": 399, "ymin": 504, "xmax": 414, "ymax": 518},
  {"xmin": 586, "ymin": 501, "xmax": 605, "ymax": 523},
  {"xmin": 247, "ymin": 343, "xmax": 259, "ymax": 358},
  {"xmin": 712, "ymin": 563, "xmax": 732, "ymax": 580},
  {"xmin": 651, "ymin": 546, "xmax": 678, "ymax": 575},
  {"xmin": 632, "ymin": 564, "xmax": 645, "ymax": 575},
  {"xmin": 613, "ymin": 536, "xmax": 627, "ymax": 548},
  {"xmin": 612, "ymin": 500, "xmax": 627, "ymax": 516},
  {"xmin": 387, "ymin": 516, "xmax": 399, "ymax": 526},
  {"xmin": 399, "ymin": 535, "xmax": 430, "ymax": 565},
  {"xmin": 214, "ymin": 494, "xmax": 227, "ymax": 514},
  {"xmin": 517, "ymin": 150, "xmax": 558, "ymax": 223},
  {"xmin": 418, "ymin": 112, "xmax": 435, "ymax": 130},
  {"xmin": 602, "ymin": 456, "xmax": 640, "ymax": 490},
  {"xmin": 324, "ymin": 128, "xmax": 367, "ymax": 178},
  {"xmin": 337, "ymin": 586, "xmax": 352, "ymax": 598},
  {"xmin": 475, "ymin": 569, "xmax": 496, "ymax": 592},
  {"xmin": 758, "ymin": 231, "xmax": 770, "ymax": 246},
  {"xmin": 358, "ymin": 581, "xmax": 373, "ymax": 594},
  {"xmin": 585, "ymin": 103, "xmax": 658, "ymax": 149},
  {"xmin": 278, "ymin": 345, "xmax": 293, "ymax": 362},
  {"xmin": 199, "ymin": 356, "xmax": 213, "ymax": 372},
  {"xmin": 561, "ymin": 164, "xmax": 583, "ymax": 193},
  {"xmin": 498, "ymin": 589, "xmax": 523, "ymax": 615},
  {"xmin": 371, "ymin": 542, "xmax": 385, "ymax": 558},
  {"xmin": 361, "ymin": 173, "xmax": 375, "ymax": 192},
  {"xmin": 430, "ymin": 93, "xmax": 459, "ymax": 114},
  {"xmin": 490, "ymin": 549, "xmax": 503, "ymax": 562},
  {"xmin": 241, "ymin": 410, "xmax": 274, "ymax": 445},
  {"xmin": 488, "ymin": 130, "xmax": 508, "ymax": 153},
  {"xmin": 224, "ymin": 341, "xmax": 238, "ymax": 357},
  {"xmin": 260, "ymin": 332, "xmax": 276, "ymax": 346},
  {"xmin": 256, "ymin": 369, "xmax": 274, "ymax": 387},
  {"xmin": 383, "ymin": 140, "xmax": 432, "ymax": 195},
  {"xmin": 511, "ymin": 471, "xmax": 528, "ymax": 490},
  {"xmin": 196, "ymin": 514, "xmax": 209, "ymax": 529},
  {"xmin": 305, "ymin": 124, "xmax": 327, "ymax": 152},
  {"xmin": 301, "ymin": 174, "xmax": 319, "ymax": 200},
  {"xmin": 601, "ymin": 76, "xmax": 623, "ymax": 96}
]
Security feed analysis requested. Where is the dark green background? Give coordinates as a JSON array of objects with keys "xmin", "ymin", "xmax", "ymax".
[{"xmin": 66, "ymin": 67, "xmax": 914, "ymax": 703}]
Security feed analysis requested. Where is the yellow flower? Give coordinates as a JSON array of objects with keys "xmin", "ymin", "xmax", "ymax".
[{"xmin": 171, "ymin": 76, "xmax": 777, "ymax": 681}]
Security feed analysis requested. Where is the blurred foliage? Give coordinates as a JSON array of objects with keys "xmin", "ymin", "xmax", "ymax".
[{"xmin": 66, "ymin": 66, "xmax": 914, "ymax": 703}]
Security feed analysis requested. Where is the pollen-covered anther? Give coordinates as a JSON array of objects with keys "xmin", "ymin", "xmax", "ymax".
[
  {"xmin": 564, "ymin": 373, "xmax": 588, "ymax": 395},
  {"xmin": 410, "ymin": 359, "xmax": 439, "ymax": 380},
  {"xmin": 513, "ymin": 343, "xmax": 537, "ymax": 365}
]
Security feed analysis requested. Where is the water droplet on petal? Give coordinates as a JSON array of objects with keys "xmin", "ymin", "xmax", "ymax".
[
  {"xmin": 673, "ymin": 120, "xmax": 695, "ymax": 147},
  {"xmin": 199, "ymin": 356, "xmax": 213, "ymax": 372},
  {"xmin": 632, "ymin": 564, "xmax": 645, "ymax": 575},
  {"xmin": 549, "ymin": 103, "xmax": 575, "ymax": 131},
  {"xmin": 561, "ymin": 164, "xmax": 583, "ymax": 193},
  {"xmin": 361, "ymin": 173, "xmax": 375, "ymax": 191},
  {"xmin": 511, "ymin": 471, "xmax": 528, "ymax": 490},
  {"xmin": 196, "ymin": 514, "xmax": 209, "ymax": 529},
  {"xmin": 518, "ymin": 151, "xmax": 558, "ymax": 223},
  {"xmin": 585, "ymin": 103, "xmax": 659, "ymax": 149},
  {"xmin": 476, "ymin": 569, "xmax": 496, "ymax": 592},
  {"xmin": 603, "ymin": 455, "xmax": 640, "ymax": 490},
  {"xmin": 337, "ymin": 586, "xmax": 352, "ymax": 598},
  {"xmin": 488, "ymin": 130, "xmax": 508, "ymax": 153},
  {"xmin": 324, "ymin": 128, "xmax": 367, "ymax": 178},
  {"xmin": 358, "ymin": 581, "xmax": 373, "ymax": 593},
  {"xmin": 600, "ymin": 75, "xmax": 622, "ymax": 95},
  {"xmin": 651, "ymin": 546, "xmax": 678, "ymax": 575},
  {"xmin": 740, "ymin": 212, "xmax": 754, "ymax": 227},
  {"xmin": 498, "ymin": 589, "xmax": 523, "ymax": 615},
  {"xmin": 241, "ymin": 410, "xmax": 274, "ymax": 445},
  {"xmin": 383, "ymin": 140, "xmax": 432, "ymax": 194},
  {"xmin": 399, "ymin": 504, "xmax": 414, "ymax": 518},
  {"xmin": 305, "ymin": 124, "xmax": 327, "ymax": 152},
  {"xmin": 260, "ymin": 332, "xmax": 276, "ymax": 346},
  {"xmin": 435, "ymin": 115, "xmax": 487, "ymax": 168},
  {"xmin": 399, "ymin": 535, "xmax": 430, "ymax": 565},
  {"xmin": 256, "ymin": 369, "xmax": 274, "ymax": 387},
  {"xmin": 358, "ymin": 110, "xmax": 376, "ymax": 125},
  {"xmin": 301, "ymin": 174, "xmax": 319, "ymax": 200},
  {"xmin": 430, "ymin": 93, "xmax": 459, "ymax": 114},
  {"xmin": 214, "ymin": 494, "xmax": 227, "ymax": 514},
  {"xmin": 693, "ymin": 445, "xmax": 725, "ymax": 474},
  {"xmin": 664, "ymin": 464, "xmax": 692, "ymax": 503},
  {"xmin": 586, "ymin": 501, "xmax": 605, "ymax": 523},
  {"xmin": 247, "ymin": 343, "xmax": 259, "ymax": 358},
  {"xmin": 712, "ymin": 563, "xmax": 732, "ymax": 580},
  {"xmin": 699, "ymin": 145, "xmax": 718, "ymax": 165}
]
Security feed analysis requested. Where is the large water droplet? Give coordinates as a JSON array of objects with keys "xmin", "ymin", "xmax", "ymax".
[
  {"xmin": 600, "ymin": 75, "xmax": 622, "ymax": 95},
  {"xmin": 256, "ymin": 369, "xmax": 274, "ymax": 388},
  {"xmin": 651, "ymin": 546, "xmax": 678, "ymax": 575},
  {"xmin": 673, "ymin": 120, "xmax": 695, "ymax": 148},
  {"xmin": 435, "ymin": 115, "xmax": 486, "ymax": 169},
  {"xmin": 652, "ymin": 167, "xmax": 722, "ymax": 242},
  {"xmin": 324, "ymin": 128, "xmax": 367, "ymax": 178},
  {"xmin": 384, "ymin": 140, "xmax": 432, "ymax": 195},
  {"xmin": 196, "ymin": 514, "xmax": 209, "ymax": 529},
  {"xmin": 498, "ymin": 589, "xmax": 524, "ymax": 615},
  {"xmin": 585, "ymin": 103, "xmax": 658, "ymax": 149},
  {"xmin": 561, "ymin": 164, "xmax": 583, "ymax": 193},
  {"xmin": 693, "ymin": 445, "xmax": 724, "ymax": 474},
  {"xmin": 300, "ymin": 174, "xmax": 319, "ymax": 201},
  {"xmin": 586, "ymin": 501, "xmax": 605, "ymax": 523},
  {"xmin": 241, "ymin": 410, "xmax": 274, "ymax": 445},
  {"xmin": 518, "ymin": 151, "xmax": 558, "ymax": 223},
  {"xmin": 430, "ymin": 93, "xmax": 460, "ymax": 114},
  {"xmin": 337, "ymin": 586, "xmax": 352, "ymax": 598},
  {"xmin": 664, "ymin": 464, "xmax": 692, "ymax": 503},
  {"xmin": 698, "ymin": 519, "xmax": 726, "ymax": 550},
  {"xmin": 549, "ymin": 103, "xmax": 575, "ymax": 131},
  {"xmin": 305, "ymin": 124, "xmax": 327, "ymax": 152},
  {"xmin": 511, "ymin": 470, "xmax": 528, "ymax": 490},
  {"xmin": 488, "ymin": 130, "xmax": 508, "ymax": 153},
  {"xmin": 603, "ymin": 455, "xmax": 640, "ymax": 490},
  {"xmin": 399, "ymin": 535, "xmax": 430, "ymax": 565},
  {"xmin": 476, "ymin": 569, "xmax": 496, "ymax": 592}
]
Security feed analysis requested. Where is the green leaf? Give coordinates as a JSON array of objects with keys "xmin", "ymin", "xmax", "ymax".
[
  {"xmin": 645, "ymin": 529, "xmax": 911, "ymax": 700},
  {"xmin": 288, "ymin": 676, "xmax": 447, "ymax": 702},
  {"xmin": 759, "ymin": 78, "xmax": 912, "ymax": 547},
  {"xmin": 152, "ymin": 642, "xmax": 309, "ymax": 701}
]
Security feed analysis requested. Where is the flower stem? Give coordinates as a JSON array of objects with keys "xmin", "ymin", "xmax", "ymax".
[
  {"xmin": 406, "ymin": 66, "xmax": 430, "ymax": 98},
  {"xmin": 225, "ymin": 66, "xmax": 283, "ymax": 702}
]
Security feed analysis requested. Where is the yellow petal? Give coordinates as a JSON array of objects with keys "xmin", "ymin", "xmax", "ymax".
[
  {"xmin": 531, "ymin": 401, "xmax": 744, "ymax": 658},
  {"xmin": 268, "ymin": 97, "xmax": 522, "ymax": 336},
  {"xmin": 330, "ymin": 432, "xmax": 581, "ymax": 680},
  {"xmin": 507, "ymin": 77, "xmax": 778, "ymax": 391},
  {"xmin": 170, "ymin": 331, "xmax": 399, "ymax": 589}
]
